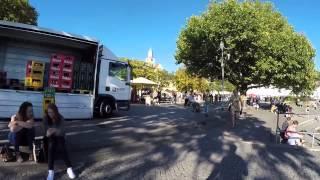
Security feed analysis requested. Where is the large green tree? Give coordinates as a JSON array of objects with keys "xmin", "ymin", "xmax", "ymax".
[
  {"xmin": 0, "ymin": 0, "xmax": 38, "ymax": 25},
  {"xmin": 175, "ymin": 0, "xmax": 316, "ymax": 95}
]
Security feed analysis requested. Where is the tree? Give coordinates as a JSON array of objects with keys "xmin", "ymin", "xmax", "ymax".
[
  {"xmin": 174, "ymin": 67, "xmax": 209, "ymax": 92},
  {"xmin": 121, "ymin": 58, "xmax": 174, "ymax": 89},
  {"xmin": 175, "ymin": 0, "xmax": 316, "ymax": 95},
  {"xmin": 0, "ymin": 0, "xmax": 38, "ymax": 25},
  {"xmin": 209, "ymin": 80, "xmax": 235, "ymax": 92}
]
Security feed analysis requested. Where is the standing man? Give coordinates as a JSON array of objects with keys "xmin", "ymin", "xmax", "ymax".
[
  {"xmin": 229, "ymin": 90, "xmax": 242, "ymax": 128},
  {"xmin": 204, "ymin": 92, "xmax": 210, "ymax": 117}
]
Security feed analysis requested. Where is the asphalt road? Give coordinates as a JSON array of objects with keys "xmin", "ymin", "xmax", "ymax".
[{"xmin": 1, "ymin": 103, "xmax": 320, "ymax": 180}]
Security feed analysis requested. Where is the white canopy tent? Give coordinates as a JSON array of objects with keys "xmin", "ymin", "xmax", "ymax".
[
  {"xmin": 210, "ymin": 90, "xmax": 232, "ymax": 95},
  {"xmin": 311, "ymin": 87, "xmax": 320, "ymax": 99},
  {"xmin": 131, "ymin": 77, "xmax": 157, "ymax": 86},
  {"xmin": 246, "ymin": 86, "xmax": 291, "ymax": 97}
]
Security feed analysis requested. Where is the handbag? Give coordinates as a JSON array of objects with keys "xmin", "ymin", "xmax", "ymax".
[{"xmin": 0, "ymin": 144, "xmax": 15, "ymax": 162}]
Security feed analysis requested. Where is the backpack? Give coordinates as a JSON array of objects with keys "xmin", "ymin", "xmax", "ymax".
[{"xmin": 0, "ymin": 144, "xmax": 15, "ymax": 162}]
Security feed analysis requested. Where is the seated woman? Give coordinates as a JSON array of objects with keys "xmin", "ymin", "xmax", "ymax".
[
  {"xmin": 280, "ymin": 117, "xmax": 292, "ymax": 143},
  {"xmin": 43, "ymin": 104, "xmax": 75, "ymax": 180},
  {"xmin": 286, "ymin": 120, "xmax": 303, "ymax": 146},
  {"xmin": 8, "ymin": 102, "xmax": 35, "ymax": 163}
]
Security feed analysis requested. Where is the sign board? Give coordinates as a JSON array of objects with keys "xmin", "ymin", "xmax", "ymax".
[
  {"xmin": 43, "ymin": 87, "xmax": 55, "ymax": 114},
  {"xmin": 44, "ymin": 87, "xmax": 55, "ymax": 98}
]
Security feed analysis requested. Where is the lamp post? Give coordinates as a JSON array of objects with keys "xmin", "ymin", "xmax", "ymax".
[{"xmin": 219, "ymin": 41, "xmax": 230, "ymax": 100}]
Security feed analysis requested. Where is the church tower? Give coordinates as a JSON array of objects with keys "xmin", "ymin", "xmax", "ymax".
[{"xmin": 145, "ymin": 48, "xmax": 155, "ymax": 64}]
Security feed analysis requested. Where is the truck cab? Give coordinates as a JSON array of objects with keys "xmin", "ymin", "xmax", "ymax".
[{"xmin": 95, "ymin": 46, "xmax": 131, "ymax": 117}]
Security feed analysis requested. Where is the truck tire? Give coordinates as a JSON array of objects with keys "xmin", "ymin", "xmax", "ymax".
[{"xmin": 99, "ymin": 100, "xmax": 113, "ymax": 117}]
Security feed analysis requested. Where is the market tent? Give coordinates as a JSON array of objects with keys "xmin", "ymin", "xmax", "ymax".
[
  {"xmin": 210, "ymin": 90, "xmax": 232, "ymax": 95},
  {"xmin": 311, "ymin": 87, "xmax": 320, "ymax": 99},
  {"xmin": 246, "ymin": 86, "xmax": 291, "ymax": 97},
  {"xmin": 131, "ymin": 77, "xmax": 157, "ymax": 85}
]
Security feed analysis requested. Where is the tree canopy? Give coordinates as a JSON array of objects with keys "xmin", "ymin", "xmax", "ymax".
[
  {"xmin": 121, "ymin": 58, "xmax": 174, "ymax": 89},
  {"xmin": 175, "ymin": 67, "xmax": 234, "ymax": 93},
  {"xmin": 174, "ymin": 67, "xmax": 209, "ymax": 93},
  {"xmin": 175, "ymin": 0, "xmax": 316, "ymax": 95},
  {"xmin": 0, "ymin": 0, "xmax": 38, "ymax": 25}
]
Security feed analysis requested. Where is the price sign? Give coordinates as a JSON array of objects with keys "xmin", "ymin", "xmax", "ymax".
[{"xmin": 43, "ymin": 87, "xmax": 55, "ymax": 114}]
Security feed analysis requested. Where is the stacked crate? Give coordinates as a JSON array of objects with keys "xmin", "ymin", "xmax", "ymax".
[
  {"xmin": 80, "ymin": 62, "xmax": 94, "ymax": 91},
  {"xmin": 61, "ymin": 55, "xmax": 74, "ymax": 90},
  {"xmin": 72, "ymin": 60, "xmax": 81, "ymax": 90},
  {"xmin": 25, "ymin": 61, "xmax": 45, "ymax": 89},
  {"xmin": 73, "ymin": 62, "xmax": 94, "ymax": 92},
  {"xmin": 48, "ymin": 54, "xmax": 63, "ymax": 89},
  {"xmin": 48, "ymin": 54, "xmax": 74, "ymax": 91}
]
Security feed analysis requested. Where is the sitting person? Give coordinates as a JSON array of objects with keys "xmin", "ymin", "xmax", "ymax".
[
  {"xmin": 285, "ymin": 120, "xmax": 303, "ymax": 146},
  {"xmin": 8, "ymin": 102, "xmax": 35, "ymax": 163},
  {"xmin": 44, "ymin": 104, "xmax": 75, "ymax": 180},
  {"xmin": 280, "ymin": 117, "xmax": 292, "ymax": 143}
]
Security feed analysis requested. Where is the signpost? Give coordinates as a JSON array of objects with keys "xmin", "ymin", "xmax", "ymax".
[{"xmin": 43, "ymin": 87, "xmax": 55, "ymax": 114}]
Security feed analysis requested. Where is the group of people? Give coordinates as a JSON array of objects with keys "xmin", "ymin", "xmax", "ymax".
[{"xmin": 7, "ymin": 102, "xmax": 76, "ymax": 180}]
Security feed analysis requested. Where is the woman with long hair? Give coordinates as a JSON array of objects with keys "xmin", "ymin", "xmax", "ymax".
[
  {"xmin": 43, "ymin": 104, "xmax": 75, "ymax": 180},
  {"xmin": 8, "ymin": 101, "xmax": 35, "ymax": 163}
]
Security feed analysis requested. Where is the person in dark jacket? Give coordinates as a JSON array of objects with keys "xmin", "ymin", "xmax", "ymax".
[{"xmin": 44, "ymin": 104, "xmax": 75, "ymax": 180}]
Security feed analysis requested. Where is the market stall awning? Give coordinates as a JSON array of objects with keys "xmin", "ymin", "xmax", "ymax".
[{"xmin": 131, "ymin": 77, "xmax": 157, "ymax": 85}]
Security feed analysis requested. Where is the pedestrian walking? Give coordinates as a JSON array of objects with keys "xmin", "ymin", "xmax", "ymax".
[
  {"xmin": 44, "ymin": 104, "xmax": 76, "ymax": 180},
  {"xmin": 209, "ymin": 94, "xmax": 213, "ymax": 104},
  {"xmin": 228, "ymin": 90, "xmax": 242, "ymax": 128},
  {"xmin": 204, "ymin": 92, "xmax": 210, "ymax": 117}
]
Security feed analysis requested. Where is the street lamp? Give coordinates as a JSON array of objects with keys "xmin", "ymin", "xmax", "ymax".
[{"xmin": 218, "ymin": 41, "xmax": 230, "ymax": 100}]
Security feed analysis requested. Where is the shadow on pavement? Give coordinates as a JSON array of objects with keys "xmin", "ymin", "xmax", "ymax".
[{"xmin": 1, "ymin": 103, "xmax": 320, "ymax": 179}]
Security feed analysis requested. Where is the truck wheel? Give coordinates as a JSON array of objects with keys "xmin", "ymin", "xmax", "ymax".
[{"xmin": 100, "ymin": 100, "xmax": 113, "ymax": 117}]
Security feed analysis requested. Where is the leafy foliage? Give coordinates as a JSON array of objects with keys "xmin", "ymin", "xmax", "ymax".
[
  {"xmin": 174, "ymin": 67, "xmax": 210, "ymax": 92},
  {"xmin": 175, "ymin": 0, "xmax": 316, "ymax": 95},
  {"xmin": 208, "ymin": 80, "xmax": 235, "ymax": 92},
  {"xmin": 121, "ymin": 58, "xmax": 174, "ymax": 89},
  {"xmin": 0, "ymin": 0, "xmax": 38, "ymax": 25}
]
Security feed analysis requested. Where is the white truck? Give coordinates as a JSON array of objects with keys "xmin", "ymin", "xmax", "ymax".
[{"xmin": 0, "ymin": 21, "xmax": 131, "ymax": 119}]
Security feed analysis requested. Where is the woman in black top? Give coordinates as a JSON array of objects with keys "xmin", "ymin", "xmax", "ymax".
[{"xmin": 43, "ymin": 104, "xmax": 75, "ymax": 180}]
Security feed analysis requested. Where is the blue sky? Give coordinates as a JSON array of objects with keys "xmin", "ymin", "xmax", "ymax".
[{"xmin": 29, "ymin": 0, "xmax": 319, "ymax": 72}]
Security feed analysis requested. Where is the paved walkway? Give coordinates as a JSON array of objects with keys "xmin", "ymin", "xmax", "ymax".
[{"xmin": 1, "ymin": 104, "xmax": 320, "ymax": 180}]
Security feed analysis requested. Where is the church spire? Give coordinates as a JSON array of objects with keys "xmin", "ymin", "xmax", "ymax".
[
  {"xmin": 146, "ymin": 48, "xmax": 155, "ymax": 64},
  {"xmin": 147, "ymin": 48, "xmax": 153, "ymax": 59}
]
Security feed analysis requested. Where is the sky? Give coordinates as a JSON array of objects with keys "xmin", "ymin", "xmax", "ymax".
[{"xmin": 29, "ymin": 0, "xmax": 320, "ymax": 72}]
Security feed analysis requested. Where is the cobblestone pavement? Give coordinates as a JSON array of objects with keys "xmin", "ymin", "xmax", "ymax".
[{"xmin": 1, "ymin": 103, "xmax": 320, "ymax": 180}]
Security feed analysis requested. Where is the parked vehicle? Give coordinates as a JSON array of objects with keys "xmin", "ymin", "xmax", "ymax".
[{"xmin": 0, "ymin": 21, "xmax": 131, "ymax": 119}]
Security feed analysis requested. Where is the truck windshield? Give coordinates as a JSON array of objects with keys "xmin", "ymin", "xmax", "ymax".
[{"xmin": 109, "ymin": 62, "xmax": 128, "ymax": 81}]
